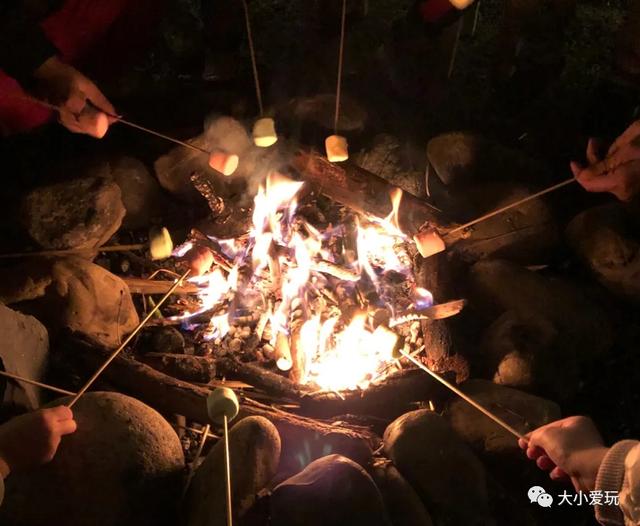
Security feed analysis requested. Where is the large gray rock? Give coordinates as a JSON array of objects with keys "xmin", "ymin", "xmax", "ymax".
[
  {"xmin": 186, "ymin": 416, "xmax": 280, "ymax": 526},
  {"xmin": 445, "ymin": 380, "xmax": 560, "ymax": 477},
  {"xmin": 271, "ymin": 454, "xmax": 391, "ymax": 526},
  {"xmin": 110, "ymin": 157, "xmax": 164, "ymax": 229},
  {"xmin": 0, "ymin": 304, "xmax": 48, "ymax": 409},
  {"xmin": 0, "ymin": 257, "xmax": 139, "ymax": 349},
  {"xmin": 469, "ymin": 259, "xmax": 614, "ymax": 399},
  {"xmin": 371, "ymin": 462, "xmax": 433, "ymax": 526},
  {"xmin": 566, "ymin": 203, "xmax": 640, "ymax": 302},
  {"xmin": 21, "ymin": 175, "xmax": 125, "ymax": 250},
  {"xmin": 0, "ymin": 392, "xmax": 185, "ymax": 526},
  {"xmin": 383, "ymin": 410, "xmax": 493, "ymax": 526}
]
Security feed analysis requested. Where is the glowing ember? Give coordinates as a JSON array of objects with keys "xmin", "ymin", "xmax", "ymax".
[{"xmin": 174, "ymin": 172, "xmax": 430, "ymax": 391}]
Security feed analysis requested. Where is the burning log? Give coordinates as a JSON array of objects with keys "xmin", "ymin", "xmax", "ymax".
[
  {"xmin": 216, "ymin": 356, "xmax": 307, "ymax": 400},
  {"xmin": 292, "ymin": 151, "xmax": 451, "ymax": 235},
  {"xmin": 299, "ymin": 368, "xmax": 453, "ymax": 420},
  {"xmin": 311, "ymin": 259, "xmax": 360, "ymax": 282},
  {"xmin": 62, "ymin": 338, "xmax": 376, "ymax": 474},
  {"xmin": 121, "ymin": 277, "xmax": 200, "ymax": 295}
]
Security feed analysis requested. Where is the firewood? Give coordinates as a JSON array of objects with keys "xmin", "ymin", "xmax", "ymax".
[
  {"xmin": 121, "ymin": 277, "xmax": 200, "ymax": 295},
  {"xmin": 216, "ymin": 356, "xmax": 307, "ymax": 399},
  {"xmin": 311, "ymin": 259, "xmax": 360, "ymax": 281},
  {"xmin": 63, "ymin": 338, "xmax": 376, "ymax": 471},
  {"xmin": 139, "ymin": 353, "xmax": 216, "ymax": 383},
  {"xmin": 292, "ymin": 151, "xmax": 450, "ymax": 235}
]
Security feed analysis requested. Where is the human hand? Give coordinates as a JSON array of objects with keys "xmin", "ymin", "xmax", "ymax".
[
  {"xmin": 0, "ymin": 406, "xmax": 77, "ymax": 478},
  {"xmin": 32, "ymin": 56, "xmax": 116, "ymax": 138},
  {"xmin": 571, "ymin": 122, "xmax": 640, "ymax": 202},
  {"xmin": 519, "ymin": 416, "xmax": 609, "ymax": 493}
]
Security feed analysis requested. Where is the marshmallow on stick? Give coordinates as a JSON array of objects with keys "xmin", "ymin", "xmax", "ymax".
[
  {"xmin": 209, "ymin": 151, "xmax": 239, "ymax": 176},
  {"xmin": 149, "ymin": 227, "xmax": 174, "ymax": 261},
  {"xmin": 253, "ymin": 117, "xmax": 278, "ymax": 147},
  {"xmin": 413, "ymin": 228, "xmax": 446, "ymax": 259},
  {"xmin": 325, "ymin": 135, "xmax": 349, "ymax": 163}
]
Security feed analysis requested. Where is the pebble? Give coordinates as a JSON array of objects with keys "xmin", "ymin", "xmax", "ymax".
[{"xmin": 229, "ymin": 338, "xmax": 243, "ymax": 352}]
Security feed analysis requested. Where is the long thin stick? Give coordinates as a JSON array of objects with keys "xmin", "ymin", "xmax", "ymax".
[
  {"xmin": 67, "ymin": 269, "xmax": 192, "ymax": 408},
  {"xmin": 223, "ymin": 415, "xmax": 233, "ymax": 526},
  {"xmin": 0, "ymin": 243, "xmax": 146, "ymax": 260},
  {"xmin": 20, "ymin": 95, "xmax": 209, "ymax": 155},
  {"xmin": 333, "ymin": 0, "xmax": 347, "ymax": 134},
  {"xmin": 181, "ymin": 423, "xmax": 211, "ymax": 500},
  {"xmin": 400, "ymin": 350, "xmax": 525, "ymax": 440},
  {"xmin": 0, "ymin": 370, "xmax": 75, "ymax": 396},
  {"xmin": 446, "ymin": 178, "xmax": 575, "ymax": 236},
  {"xmin": 241, "ymin": 0, "xmax": 264, "ymax": 116}
]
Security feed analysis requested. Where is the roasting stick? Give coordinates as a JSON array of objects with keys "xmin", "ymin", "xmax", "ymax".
[
  {"xmin": 400, "ymin": 350, "xmax": 526, "ymax": 440},
  {"xmin": 0, "ymin": 370, "xmax": 75, "ymax": 396},
  {"xmin": 207, "ymin": 388, "xmax": 240, "ymax": 526},
  {"xmin": 415, "ymin": 178, "xmax": 576, "ymax": 258},
  {"xmin": 325, "ymin": 0, "xmax": 349, "ymax": 162},
  {"xmin": 19, "ymin": 95, "xmax": 238, "ymax": 175},
  {"xmin": 241, "ymin": 0, "xmax": 278, "ymax": 147},
  {"xmin": 445, "ymin": 177, "xmax": 576, "ymax": 236},
  {"xmin": 181, "ymin": 423, "xmax": 211, "ymax": 500},
  {"xmin": 67, "ymin": 269, "xmax": 192, "ymax": 408}
]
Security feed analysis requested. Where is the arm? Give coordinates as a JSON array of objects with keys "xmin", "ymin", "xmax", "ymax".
[
  {"xmin": 596, "ymin": 441, "xmax": 640, "ymax": 526},
  {"xmin": 520, "ymin": 416, "xmax": 640, "ymax": 526}
]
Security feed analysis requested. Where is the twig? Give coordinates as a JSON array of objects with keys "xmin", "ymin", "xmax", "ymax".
[{"xmin": 0, "ymin": 370, "xmax": 75, "ymax": 396}]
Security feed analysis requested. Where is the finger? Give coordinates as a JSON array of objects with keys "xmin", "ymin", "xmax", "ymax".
[
  {"xmin": 59, "ymin": 111, "xmax": 85, "ymax": 134},
  {"xmin": 550, "ymin": 466, "xmax": 569, "ymax": 480},
  {"xmin": 570, "ymin": 161, "xmax": 583, "ymax": 178},
  {"xmin": 608, "ymin": 120, "xmax": 640, "ymax": 155},
  {"xmin": 76, "ymin": 110, "xmax": 109, "ymax": 138},
  {"xmin": 55, "ymin": 418, "xmax": 77, "ymax": 436},
  {"xmin": 536, "ymin": 455, "xmax": 556, "ymax": 471},
  {"xmin": 526, "ymin": 446, "xmax": 546, "ymax": 460},
  {"xmin": 586, "ymin": 138, "xmax": 601, "ymax": 165},
  {"xmin": 45, "ymin": 406, "xmax": 74, "ymax": 422},
  {"xmin": 84, "ymin": 86, "xmax": 116, "ymax": 119},
  {"xmin": 518, "ymin": 438, "xmax": 528, "ymax": 450},
  {"xmin": 575, "ymin": 164, "xmax": 617, "ymax": 193},
  {"xmin": 64, "ymin": 88, "xmax": 87, "ymax": 115}
]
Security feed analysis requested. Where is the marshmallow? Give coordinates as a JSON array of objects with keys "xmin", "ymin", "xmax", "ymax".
[
  {"xmin": 208, "ymin": 151, "xmax": 239, "ymax": 176},
  {"xmin": 149, "ymin": 227, "xmax": 174, "ymax": 261},
  {"xmin": 253, "ymin": 118, "xmax": 278, "ymax": 148},
  {"xmin": 325, "ymin": 135, "xmax": 349, "ymax": 163},
  {"xmin": 207, "ymin": 387, "xmax": 240, "ymax": 425},
  {"xmin": 184, "ymin": 246, "xmax": 214, "ymax": 276},
  {"xmin": 413, "ymin": 229, "xmax": 446, "ymax": 258}
]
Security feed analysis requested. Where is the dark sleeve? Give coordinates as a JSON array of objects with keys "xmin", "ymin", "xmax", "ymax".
[{"xmin": 0, "ymin": 3, "xmax": 58, "ymax": 84}]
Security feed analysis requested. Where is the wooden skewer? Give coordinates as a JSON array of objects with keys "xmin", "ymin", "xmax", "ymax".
[
  {"xmin": 0, "ymin": 370, "xmax": 75, "ymax": 396},
  {"xmin": 223, "ymin": 414, "xmax": 233, "ymax": 526},
  {"xmin": 445, "ymin": 178, "xmax": 575, "ymax": 237},
  {"xmin": 27, "ymin": 95, "xmax": 210, "ymax": 155},
  {"xmin": 67, "ymin": 269, "xmax": 192, "ymax": 408},
  {"xmin": 400, "ymin": 350, "xmax": 525, "ymax": 440}
]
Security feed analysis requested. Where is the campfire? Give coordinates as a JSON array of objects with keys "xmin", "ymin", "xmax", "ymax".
[{"xmin": 173, "ymin": 172, "xmax": 431, "ymax": 393}]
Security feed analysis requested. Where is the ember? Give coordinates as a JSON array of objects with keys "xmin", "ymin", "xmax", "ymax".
[{"xmin": 174, "ymin": 172, "xmax": 431, "ymax": 392}]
